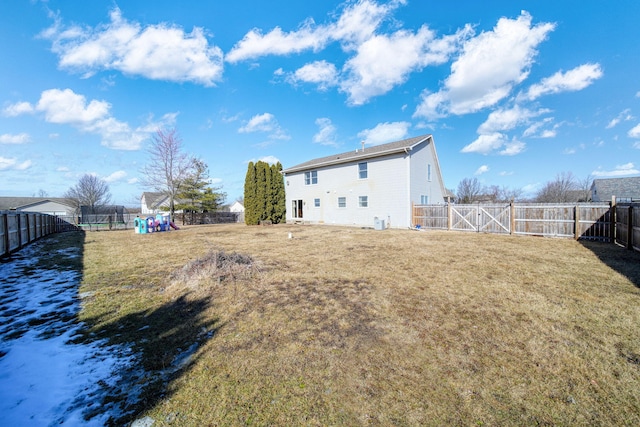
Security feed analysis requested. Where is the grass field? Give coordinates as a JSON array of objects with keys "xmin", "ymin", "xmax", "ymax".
[{"xmin": 62, "ymin": 223, "xmax": 640, "ymax": 425}]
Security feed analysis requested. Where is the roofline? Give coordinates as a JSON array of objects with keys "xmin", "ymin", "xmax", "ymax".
[{"xmin": 282, "ymin": 135, "xmax": 432, "ymax": 174}]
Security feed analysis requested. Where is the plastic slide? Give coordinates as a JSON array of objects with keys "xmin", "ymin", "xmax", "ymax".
[{"xmin": 170, "ymin": 221, "xmax": 180, "ymax": 230}]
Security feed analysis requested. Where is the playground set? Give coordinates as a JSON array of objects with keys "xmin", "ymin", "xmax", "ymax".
[{"xmin": 134, "ymin": 214, "xmax": 179, "ymax": 234}]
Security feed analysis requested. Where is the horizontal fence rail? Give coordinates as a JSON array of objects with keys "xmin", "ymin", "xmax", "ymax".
[{"xmin": 413, "ymin": 202, "xmax": 621, "ymax": 244}]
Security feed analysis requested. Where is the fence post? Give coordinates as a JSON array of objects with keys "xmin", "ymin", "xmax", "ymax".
[
  {"xmin": 628, "ymin": 204, "xmax": 633, "ymax": 250},
  {"xmin": 2, "ymin": 213, "xmax": 8, "ymax": 258},
  {"xmin": 447, "ymin": 202, "xmax": 452, "ymax": 231},
  {"xmin": 610, "ymin": 196, "xmax": 617, "ymax": 246},
  {"xmin": 510, "ymin": 202, "xmax": 515, "ymax": 235},
  {"xmin": 574, "ymin": 204, "xmax": 580, "ymax": 240}
]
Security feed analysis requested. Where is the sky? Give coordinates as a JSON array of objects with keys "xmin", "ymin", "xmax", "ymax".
[{"xmin": 1, "ymin": 0, "xmax": 640, "ymax": 206}]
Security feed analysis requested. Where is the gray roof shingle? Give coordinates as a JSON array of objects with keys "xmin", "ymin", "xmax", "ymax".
[
  {"xmin": 282, "ymin": 134, "xmax": 432, "ymax": 173},
  {"xmin": 591, "ymin": 177, "xmax": 640, "ymax": 201}
]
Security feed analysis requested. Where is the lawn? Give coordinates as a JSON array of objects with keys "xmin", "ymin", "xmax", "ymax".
[{"xmin": 72, "ymin": 223, "xmax": 640, "ymax": 426}]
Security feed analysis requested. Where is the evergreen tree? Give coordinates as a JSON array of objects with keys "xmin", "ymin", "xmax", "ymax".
[
  {"xmin": 255, "ymin": 161, "xmax": 268, "ymax": 222},
  {"xmin": 243, "ymin": 160, "xmax": 286, "ymax": 225},
  {"xmin": 272, "ymin": 162, "xmax": 286, "ymax": 223},
  {"xmin": 175, "ymin": 158, "xmax": 209, "ymax": 213},
  {"xmin": 244, "ymin": 162, "xmax": 258, "ymax": 225}
]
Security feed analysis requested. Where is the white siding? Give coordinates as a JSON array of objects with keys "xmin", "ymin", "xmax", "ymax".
[
  {"xmin": 284, "ymin": 136, "xmax": 446, "ymax": 228},
  {"xmin": 286, "ymin": 152, "xmax": 412, "ymax": 227}
]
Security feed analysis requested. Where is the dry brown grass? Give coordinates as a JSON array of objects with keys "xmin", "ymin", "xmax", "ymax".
[{"xmin": 76, "ymin": 224, "xmax": 640, "ymax": 426}]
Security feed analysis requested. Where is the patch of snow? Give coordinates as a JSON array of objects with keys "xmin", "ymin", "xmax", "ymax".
[{"xmin": 0, "ymin": 242, "xmax": 136, "ymax": 426}]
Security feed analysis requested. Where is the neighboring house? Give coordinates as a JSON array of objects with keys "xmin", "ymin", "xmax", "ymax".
[
  {"xmin": 591, "ymin": 177, "xmax": 640, "ymax": 202},
  {"xmin": 228, "ymin": 201, "xmax": 245, "ymax": 213},
  {"xmin": 0, "ymin": 197, "xmax": 76, "ymax": 216},
  {"xmin": 141, "ymin": 192, "xmax": 187, "ymax": 215},
  {"xmin": 282, "ymin": 134, "xmax": 447, "ymax": 229},
  {"xmin": 141, "ymin": 192, "xmax": 169, "ymax": 215}
]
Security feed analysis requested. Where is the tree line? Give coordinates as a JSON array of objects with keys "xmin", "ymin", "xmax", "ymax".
[{"xmin": 455, "ymin": 172, "xmax": 593, "ymax": 204}]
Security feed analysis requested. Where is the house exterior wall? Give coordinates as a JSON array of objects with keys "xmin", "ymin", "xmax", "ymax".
[
  {"xmin": 19, "ymin": 201, "xmax": 75, "ymax": 216},
  {"xmin": 284, "ymin": 139, "xmax": 445, "ymax": 228}
]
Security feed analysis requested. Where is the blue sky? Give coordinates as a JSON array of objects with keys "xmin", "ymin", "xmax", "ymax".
[{"xmin": 1, "ymin": 0, "xmax": 639, "ymax": 206}]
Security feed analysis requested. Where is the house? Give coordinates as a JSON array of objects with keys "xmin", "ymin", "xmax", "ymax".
[
  {"xmin": 282, "ymin": 134, "xmax": 447, "ymax": 229},
  {"xmin": 228, "ymin": 201, "xmax": 245, "ymax": 213},
  {"xmin": 141, "ymin": 192, "xmax": 170, "ymax": 215},
  {"xmin": 591, "ymin": 177, "xmax": 640, "ymax": 202},
  {"xmin": 0, "ymin": 197, "xmax": 76, "ymax": 216}
]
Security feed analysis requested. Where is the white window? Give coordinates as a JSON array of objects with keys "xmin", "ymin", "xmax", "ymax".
[
  {"xmin": 427, "ymin": 164, "xmax": 432, "ymax": 182},
  {"xmin": 305, "ymin": 171, "xmax": 318, "ymax": 185},
  {"xmin": 314, "ymin": 198, "xmax": 320, "ymax": 207},
  {"xmin": 359, "ymin": 196, "xmax": 368, "ymax": 207},
  {"xmin": 358, "ymin": 162, "xmax": 368, "ymax": 179},
  {"xmin": 338, "ymin": 197, "xmax": 346, "ymax": 208},
  {"xmin": 421, "ymin": 195, "xmax": 428, "ymax": 204}
]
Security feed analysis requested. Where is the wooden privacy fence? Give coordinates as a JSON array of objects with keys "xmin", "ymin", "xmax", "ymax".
[
  {"xmin": 615, "ymin": 203, "xmax": 640, "ymax": 251},
  {"xmin": 0, "ymin": 211, "xmax": 79, "ymax": 258},
  {"xmin": 412, "ymin": 202, "xmax": 614, "ymax": 242}
]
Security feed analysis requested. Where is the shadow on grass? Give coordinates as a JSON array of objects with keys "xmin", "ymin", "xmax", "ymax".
[
  {"xmin": 77, "ymin": 294, "xmax": 222, "ymax": 426},
  {"xmin": 580, "ymin": 240, "xmax": 640, "ymax": 288}
]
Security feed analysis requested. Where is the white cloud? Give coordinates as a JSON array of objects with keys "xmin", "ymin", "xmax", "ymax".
[
  {"xmin": 606, "ymin": 108, "xmax": 633, "ymax": 129},
  {"xmin": 592, "ymin": 163, "xmax": 639, "ymax": 177},
  {"xmin": 238, "ymin": 113, "xmax": 289, "ymax": 140},
  {"xmin": 226, "ymin": 0, "xmax": 397, "ymax": 63},
  {"xmin": 522, "ymin": 63, "xmax": 603, "ymax": 101},
  {"xmin": 414, "ymin": 11, "xmax": 555, "ymax": 120},
  {"xmin": 290, "ymin": 61, "xmax": 338, "ymax": 90},
  {"xmin": 313, "ymin": 118, "xmax": 338, "ymax": 146},
  {"xmin": 0, "ymin": 133, "xmax": 30, "ymax": 144},
  {"xmin": 0, "ymin": 157, "xmax": 32, "ymax": 171},
  {"xmin": 127, "ymin": 177, "xmax": 139, "ymax": 184},
  {"xmin": 462, "ymin": 133, "xmax": 525, "ymax": 156},
  {"xmin": 247, "ymin": 155, "xmax": 281, "ymax": 165},
  {"xmin": 103, "ymin": 170, "xmax": 127, "ymax": 183},
  {"xmin": 461, "ymin": 133, "xmax": 507, "ymax": 155},
  {"xmin": 477, "ymin": 105, "xmax": 549, "ymax": 134},
  {"xmin": 500, "ymin": 139, "xmax": 526, "ymax": 155},
  {"xmin": 475, "ymin": 165, "xmax": 489, "ymax": 175},
  {"xmin": 341, "ymin": 25, "xmax": 470, "ymax": 105},
  {"xmin": 6, "ymin": 88, "xmax": 175, "ymax": 150},
  {"xmin": 523, "ymin": 117, "xmax": 554, "ymax": 137},
  {"xmin": 2, "ymin": 101, "xmax": 34, "ymax": 117},
  {"xmin": 628, "ymin": 123, "xmax": 640, "ymax": 138},
  {"xmin": 36, "ymin": 89, "xmax": 110, "ymax": 124},
  {"xmin": 41, "ymin": 8, "xmax": 223, "ymax": 86},
  {"xmin": 357, "ymin": 121, "xmax": 410, "ymax": 145},
  {"xmin": 259, "ymin": 156, "xmax": 281, "ymax": 164}
]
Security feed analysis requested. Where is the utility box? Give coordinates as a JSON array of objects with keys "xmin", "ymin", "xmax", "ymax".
[{"xmin": 374, "ymin": 217, "xmax": 385, "ymax": 230}]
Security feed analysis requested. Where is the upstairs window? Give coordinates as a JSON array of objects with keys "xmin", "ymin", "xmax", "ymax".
[
  {"xmin": 427, "ymin": 164, "xmax": 432, "ymax": 182},
  {"xmin": 358, "ymin": 162, "xmax": 368, "ymax": 179},
  {"xmin": 305, "ymin": 170, "xmax": 318, "ymax": 185},
  {"xmin": 314, "ymin": 198, "xmax": 320, "ymax": 207},
  {"xmin": 359, "ymin": 196, "xmax": 368, "ymax": 207},
  {"xmin": 338, "ymin": 197, "xmax": 346, "ymax": 208}
]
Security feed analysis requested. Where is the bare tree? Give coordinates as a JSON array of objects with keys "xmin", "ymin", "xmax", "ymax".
[
  {"xmin": 139, "ymin": 128, "xmax": 191, "ymax": 220},
  {"xmin": 577, "ymin": 174, "xmax": 593, "ymax": 202},
  {"xmin": 64, "ymin": 174, "xmax": 112, "ymax": 210},
  {"xmin": 534, "ymin": 171, "xmax": 578, "ymax": 202},
  {"xmin": 456, "ymin": 177, "xmax": 483, "ymax": 203}
]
